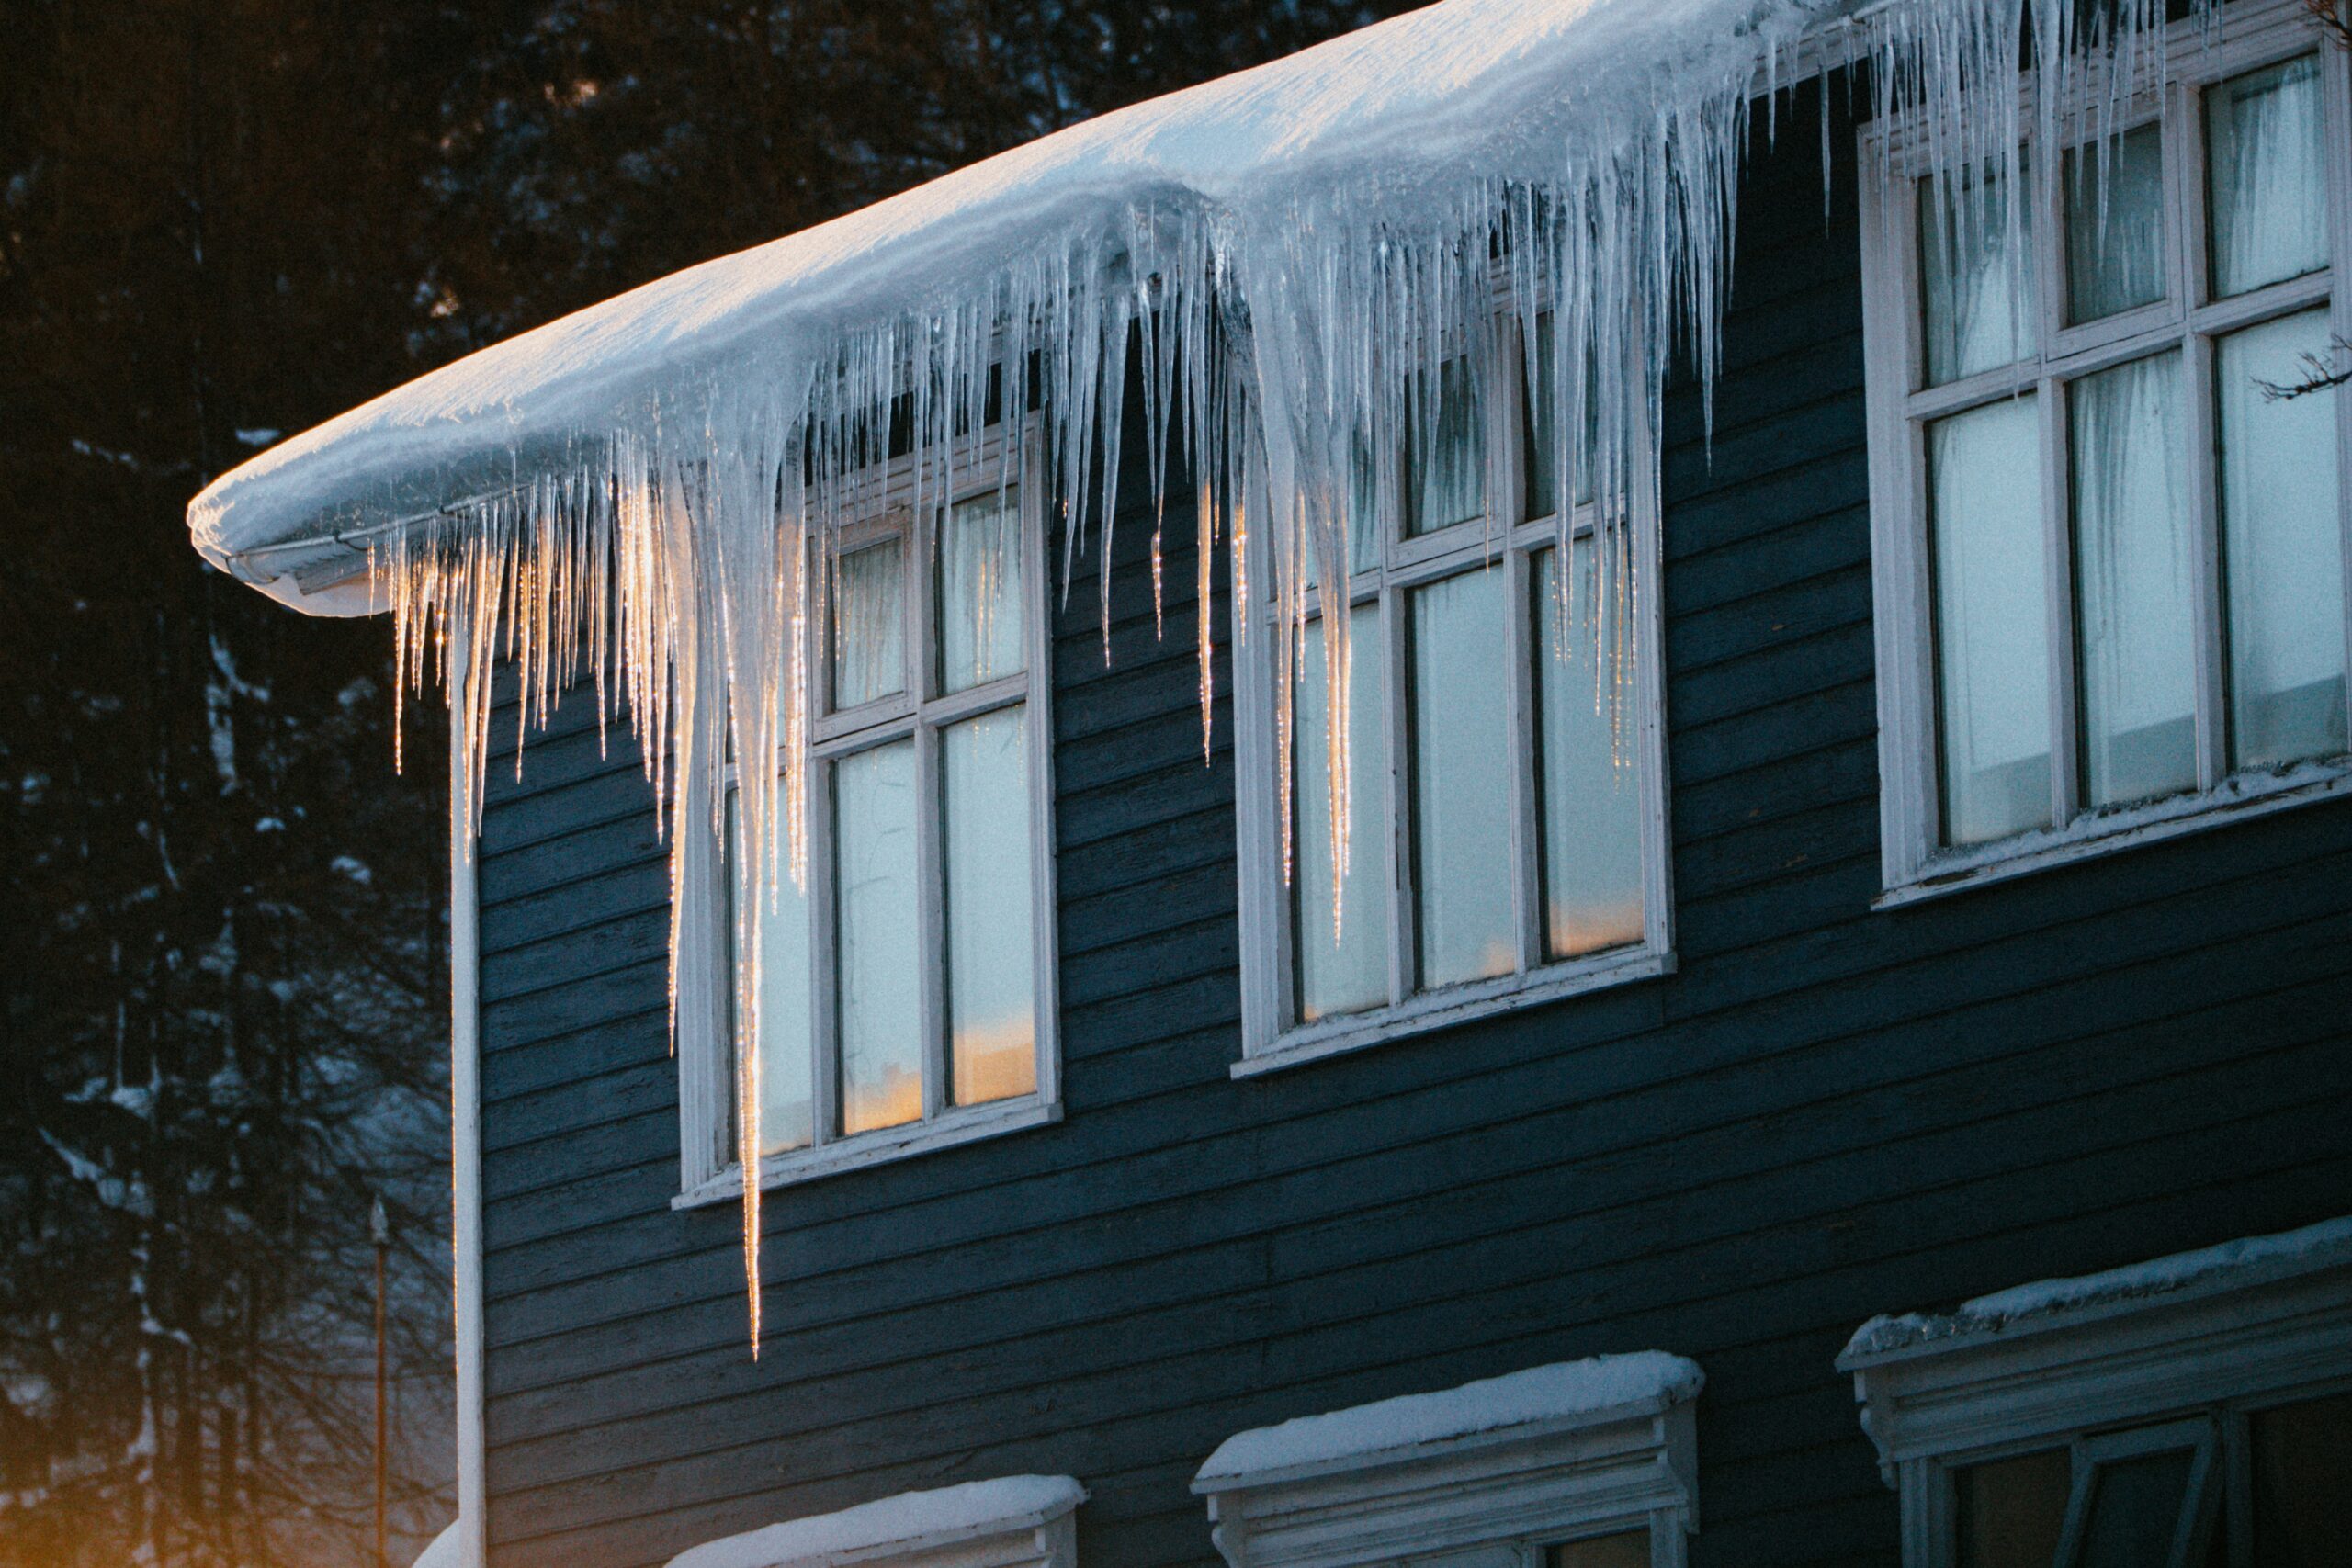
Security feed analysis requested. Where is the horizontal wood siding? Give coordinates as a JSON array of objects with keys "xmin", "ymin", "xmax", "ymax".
[{"xmin": 472, "ymin": 82, "xmax": 2352, "ymax": 1568}]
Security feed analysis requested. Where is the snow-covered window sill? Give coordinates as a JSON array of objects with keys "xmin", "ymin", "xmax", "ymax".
[
  {"xmin": 665, "ymin": 1475, "xmax": 1085, "ymax": 1568},
  {"xmin": 1872, "ymin": 758, "xmax": 2352, "ymax": 910},
  {"xmin": 672, "ymin": 1094, "xmax": 1059, "ymax": 1209},
  {"xmin": 1193, "ymin": 1354, "xmax": 1703, "ymax": 1568},
  {"xmin": 1837, "ymin": 1216, "xmax": 2352, "ymax": 1568},
  {"xmin": 1231, "ymin": 946, "xmax": 1672, "ymax": 1080}
]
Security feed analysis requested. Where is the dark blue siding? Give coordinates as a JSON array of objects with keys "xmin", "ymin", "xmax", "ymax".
[{"xmin": 471, "ymin": 82, "xmax": 2352, "ymax": 1568}]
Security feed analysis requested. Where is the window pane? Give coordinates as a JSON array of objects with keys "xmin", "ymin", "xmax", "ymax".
[
  {"xmin": 2072, "ymin": 353, "xmax": 2197, "ymax": 807},
  {"xmin": 2218, "ymin": 310, "xmax": 2346, "ymax": 769},
  {"xmin": 1931, "ymin": 395, "xmax": 2052, "ymax": 844},
  {"xmin": 2251, "ymin": 1393, "xmax": 2352, "ymax": 1566},
  {"xmin": 834, "ymin": 540, "xmax": 905, "ymax": 709},
  {"xmin": 939, "ymin": 489, "xmax": 1025, "ymax": 694},
  {"xmin": 2206, "ymin": 55, "xmax": 2329, "ymax": 299},
  {"xmin": 943, "ymin": 706, "xmax": 1035, "ymax": 1106},
  {"xmin": 1405, "ymin": 356, "xmax": 1486, "ymax": 536},
  {"xmin": 1921, "ymin": 163, "xmax": 2038, "ymax": 384},
  {"xmin": 2076, "ymin": 1448, "xmax": 2197, "ymax": 1568},
  {"xmin": 1410, "ymin": 568, "xmax": 1515, "ymax": 987},
  {"xmin": 2064, "ymin": 124, "xmax": 2166, "ymax": 323},
  {"xmin": 1295, "ymin": 604, "xmax": 1389, "ymax": 1022},
  {"xmin": 1533, "ymin": 547, "xmax": 1645, "ymax": 959},
  {"xmin": 834, "ymin": 739, "xmax": 922, "ymax": 1134},
  {"xmin": 1300, "ymin": 437, "xmax": 1381, "ymax": 592},
  {"xmin": 728, "ymin": 794, "xmax": 814, "ymax": 1154},
  {"xmin": 1548, "ymin": 1531, "xmax": 1648, "ymax": 1568},
  {"xmin": 1521, "ymin": 313, "xmax": 1601, "ymax": 520},
  {"xmin": 1953, "ymin": 1449, "xmax": 2070, "ymax": 1568}
]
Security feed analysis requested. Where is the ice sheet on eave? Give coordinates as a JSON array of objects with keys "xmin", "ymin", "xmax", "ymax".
[
  {"xmin": 1840, "ymin": 1214, "xmax": 2352, "ymax": 1363},
  {"xmin": 186, "ymin": 0, "xmax": 1855, "ymax": 613},
  {"xmin": 1193, "ymin": 1352, "xmax": 1706, "ymax": 1489}
]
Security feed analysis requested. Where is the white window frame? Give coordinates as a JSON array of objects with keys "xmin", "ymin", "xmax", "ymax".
[
  {"xmin": 675, "ymin": 419, "xmax": 1061, "ymax": 1205},
  {"xmin": 1837, "ymin": 1220, "xmax": 2352, "ymax": 1568},
  {"xmin": 1232, "ymin": 296, "xmax": 1675, "ymax": 1078},
  {"xmin": 1860, "ymin": 0, "xmax": 2352, "ymax": 907},
  {"xmin": 1192, "ymin": 1359, "xmax": 1702, "ymax": 1568}
]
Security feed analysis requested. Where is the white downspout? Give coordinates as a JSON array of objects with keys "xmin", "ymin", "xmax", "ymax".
[{"xmin": 448, "ymin": 624, "xmax": 489, "ymax": 1568}]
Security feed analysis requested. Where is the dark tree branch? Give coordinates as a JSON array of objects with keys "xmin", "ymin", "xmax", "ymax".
[
  {"xmin": 2308, "ymin": 0, "xmax": 2350, "ymax": 48},
  {"xmin": 2257, "ymin": 335, "xmax": 2352, "ymax": 401}
]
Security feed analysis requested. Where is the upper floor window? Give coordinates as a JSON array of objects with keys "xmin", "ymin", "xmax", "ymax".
[
  {"xmin": 680, "ymin": 429, "xmax": 1060, "ymax": 1200},
  {"xmin": 1860, "ymin": 2, "xmax": 2352, "ymax": 903},
  {"xmin": 1234, "ymin": 309, "xmax": 1672, "ymax": 1076}
]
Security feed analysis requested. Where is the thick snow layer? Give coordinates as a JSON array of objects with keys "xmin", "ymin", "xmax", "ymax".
[
  {"xmin": 1194, "ymin": 1353, "xmax": 1704, "ymax": 1486},
  {"xmin": 411, "ymin": 1522, "xmax": 458, "ymax": 1568},
  {"xmin": 187, "ymin": 0, "xmax": 1845, "ymax": 600},
  {"xmin": 665, "ymin": 1476, "xmax": 1086, "ymax": 1568},
  {"xmin": 1843, "ymin": 1214, "xmax": 2352, "ymax": 1361}
]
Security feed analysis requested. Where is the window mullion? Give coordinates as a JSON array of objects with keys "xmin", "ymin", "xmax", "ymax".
[
  {"xmin": 2188, "ymin": 327, "xmax": 2230, "ymax": 791},
  {"xmin": 1384, "ymin": 576, "xmax": 1412, "ymax": 1009},
  {"xmin": 2040, "ymin": 371, "xmax": 2082, "ymax": 829}
]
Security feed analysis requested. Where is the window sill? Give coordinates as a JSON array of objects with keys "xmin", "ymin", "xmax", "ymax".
[
  {"xmin": 672, "ymin": 1094, "xmax": 1060, "ymax": 1209},
  {"xmin": 1232, "ymin": 944, "xmax": 1673, "ymax": 1080},
  {"xmin": 1876, "ymin": 757, "xmax": 2352, "ymax": 910}
]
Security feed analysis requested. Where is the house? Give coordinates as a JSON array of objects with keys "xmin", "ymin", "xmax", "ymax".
[{"xmin": 185, "ymin": 0, "xmax": 2352, "ymax": 1565}]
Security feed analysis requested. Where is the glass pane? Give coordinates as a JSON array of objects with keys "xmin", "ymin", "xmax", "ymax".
[
  {"xmin": 1954, "ymin": 1449, "xmax": 2070, "ymax": 1568},
  {"xmin": 1295, "ymin": 604, "xmax": 1389, "ymax": 1022},
  {"xmin": 2206, "ymin": 55, "xmax": 2329, "ymax": 299},
  {"xmin": 1931, "ymin": 395, "xmax": 2052, "ymax": 844},
  {"xmin": 1533, "ymin": 547, "xmax": 1645, "ymax": 959},
  {"xmin": 943, "ymin": 706, "xmax": 1036, "ymax": 1106},
  {"xmin": 1405, "ymin": 356, "xmax": 1486, "ymax": 536},
  {"xmin": 1521, "ymin": 313, "xmax": 1601, "ymax": 521},
  {"xmin": 1921, "ymin": 161, "xmax": 2038, "ymax": 384},
  {"xmin": 2218, "ymin": 310, "xmax": 2346, "ymax": 770},
  {"xmin": 2076, "ymin": 1448, "xmax": 2196, "ymax": 1568},
  {"xmin": 1410, "ymin": 567, "xmax": 1516, "ymax": 987},
  {"xmin": 1300, "ymin": 436, "xmax": 1380, "ymax": 592},
  {"xmin": 2251, "ymin": 1393, "xmax": 2352, "ymax": 1566},
  {"xmin": 1548, "ymin": 1531, "xmax": 1648, "ymax": 1568},
  {"xmin": 834, "ymin": 739, "xmax": 922, "ymax": 1134},
  {"xmin": 728, "ymin": 794, "xmax": 814, "ymax": 1154},
  {"xmin": 939, "ymin": 488, "xmax": 1025, "ymax": 694},
  {"xmin": 2064, "ymin": 124, "xmax": 2166, "ymax": 323},
  {"xmin": 833, "ymin": 540, "xmax": 905, "ymax": 709},
  {"xmin": 2072, "ymin": 353, "xmax": 2197, "ymax": 807}
]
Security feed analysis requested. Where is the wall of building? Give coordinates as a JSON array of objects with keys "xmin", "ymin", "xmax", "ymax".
[{"xmin": 469, "ymin": 83, "xmax": 2352, "ymax": 1568}]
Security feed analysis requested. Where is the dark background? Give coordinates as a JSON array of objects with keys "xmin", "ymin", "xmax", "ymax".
[{"xmin": 0, "ymin": 3, "xmax": 1401, "ymax": 1562}]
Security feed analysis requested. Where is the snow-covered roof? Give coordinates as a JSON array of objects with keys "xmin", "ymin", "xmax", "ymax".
[
  {"xmin": 1193, "ymin": 1352, "xmax": 1705, "ymax": 1490},
  {"xmin": 665, "ymin": 1476, "xmax": 1085, "ymax": 1568},
  {"xmin": 1839, "ymin": 1214, "xmax": 2352, "ymax": 1364},
  {"xmin": 187, "ymin": 0, "xmax": 1858, "ymax": 613}
]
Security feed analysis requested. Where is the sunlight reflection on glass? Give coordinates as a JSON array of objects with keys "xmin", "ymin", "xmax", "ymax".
[
  {"xmin": 728, "ymin": 792, "xmax": 813, "ymax": 1154},
  {"xmin": 835, "ymin": 739, "xmax": 921, "ymax": 1134},
  {"xmin": 944, "ymin": 706, "xmax": 1036, "ymax": 1105},
  {"xmin": 1295, "ymin": 604, "xmax": 1388, "ymax": 1021},
  {"xmin": 1534, "ymin": 546, "xmax": 1644, "ymax": 958}
]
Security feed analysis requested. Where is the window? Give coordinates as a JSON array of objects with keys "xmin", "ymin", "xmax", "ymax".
[
  {"xmin": 1193, "ymin": 1356, "xmax": 1702, "ymax": 1568},
  {"xmin": 678, "ymin": 429, "xmax": 1058, "ymax": 1201},
  {"xmin": 1234, "ymin": 308, "xmax": 1673, "ymax": 1076},
  {"xmin": 1839, "ymin": 1216, "xmax": 2352, "ymax": 1568},
  {"xmin": 1860, "ymin": 0, "xmax": 2352, "ymax": 903}
]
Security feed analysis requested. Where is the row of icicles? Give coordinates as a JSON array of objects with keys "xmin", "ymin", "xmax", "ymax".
[{"xmin": 365, "ymin": 0, "xmax": 2216, "ymax": 1352}]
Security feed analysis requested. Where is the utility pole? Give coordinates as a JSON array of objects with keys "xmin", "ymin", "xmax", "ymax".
[{"xmin": 372, "ymin": 1194, "xmax": 391, "ymax": 1568}]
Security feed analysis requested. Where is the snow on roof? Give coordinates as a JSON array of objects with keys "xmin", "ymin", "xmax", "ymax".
[
  {"xmin": 1193, "ymin": 1352, "xmax": 1704, "ymax": 1490},
  {"xmin": 666, "ymin": 1476, "xmax": 1086, "ymax": 1568},
  {"xmin": 187, "ymin": 0, "xmax": 1849, "ymax": 610},
  {"xmin": 410, "ymin": 1522, "xmax": 458, "ymax": 1568},
  {"xmin": 1840, "ymin": 1214, "xmax": 2352, "ymax": 1364}
]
